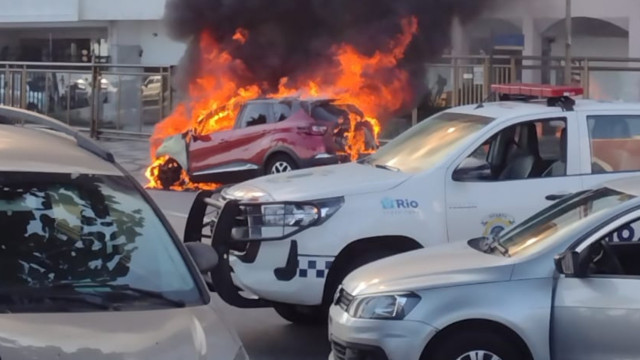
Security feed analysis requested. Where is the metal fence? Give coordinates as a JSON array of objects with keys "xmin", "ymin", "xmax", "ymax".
[
  {"xmin": 424, "ymin": 55, "xmax": 640, "ymax": 108},
  {"xmin": 0, "ymin": 61, "xmax": 173, "ymax": 140},
  {"xmin": 4, "ymin": 55, "xmax": 640, "ymax": 141}
]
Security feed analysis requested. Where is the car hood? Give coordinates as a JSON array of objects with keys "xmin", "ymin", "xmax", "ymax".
[
  {"xmin": 343, "ymin": 240, "xmax": 515, "ymax": 296},
  {"xmin": 0, "ymin": 305, "xmax": 243, "ymax": 360},
  {"xmin": 223, "ymin": 163, "xmax": 411, "ymax": 201}
]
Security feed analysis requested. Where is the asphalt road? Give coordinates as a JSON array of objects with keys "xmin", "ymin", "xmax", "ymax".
[
  {"xmin": 146, "ymin": 189, "xmax": 330, "ymax": 360},
  {"xmin": 101, "ymin": 139, "xmax": 331, "ymax": 360}
]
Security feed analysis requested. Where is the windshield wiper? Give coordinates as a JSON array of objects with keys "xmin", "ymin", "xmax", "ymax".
[
  {"xmin": 0, "ymin": 289, "xmax": 115, "ymax": 312},
  {"xmin": 374, "ymin": 164, "xmax": 400, "ymax": 172},
  {"xmin": 480, "ymin": 235, "xmax": 510, "ymax": 257},
  {"xmin": 50, "ymin": 283, "xmax": 186, "ymax": 308}
]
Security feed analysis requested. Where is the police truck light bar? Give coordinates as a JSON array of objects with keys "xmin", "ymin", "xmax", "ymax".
[{"xmin": 491, "ymin": 83, "xmax": 584, "ymax": 98}]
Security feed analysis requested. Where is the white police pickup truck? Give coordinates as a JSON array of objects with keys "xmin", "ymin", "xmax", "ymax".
[{"xmin": 185, "ymin": 83, "xmax": 640, "ymax": 323}]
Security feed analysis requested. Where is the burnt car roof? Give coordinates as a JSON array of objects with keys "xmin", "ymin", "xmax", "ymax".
[{"xmin": 247, "ymin": 97, "xmax": 338, "ymax": 105}]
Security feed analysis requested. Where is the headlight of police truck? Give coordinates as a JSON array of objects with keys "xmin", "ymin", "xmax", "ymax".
[
  {"xmin": 231, "ymin": 197, "xmax": 344, "ymax": 241},
  {"xmin": 347, "ymin": 293, "xmax": 420, "ymax": 320}
]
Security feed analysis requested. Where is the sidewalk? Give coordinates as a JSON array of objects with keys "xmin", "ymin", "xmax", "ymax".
[{"xmin": 99, "ymin": 139, "xmax": 151, "ymax": 184}]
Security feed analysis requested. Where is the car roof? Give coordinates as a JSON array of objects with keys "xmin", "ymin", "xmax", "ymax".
[
  {"xmin": 0, "ymin": 107, "xmax": 122, "ymax": 176},
  {"xmin": 0, "ymin": 125, "xmax": 122, "ymax": 175},
  {"xmin": 447, "ymin": 99, "xmax": 640, "ymax": 120}
]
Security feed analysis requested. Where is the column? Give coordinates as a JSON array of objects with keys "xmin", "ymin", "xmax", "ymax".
[
  {"xmin": 522, "ymin": 16, "xmax": 542, "ymax": 83},
  {"xmin": 626, "ymin": 15, "xmax": 640, "ymax": 101}
]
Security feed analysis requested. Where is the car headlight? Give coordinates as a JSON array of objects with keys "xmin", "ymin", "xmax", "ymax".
[
  {"xmin": 222, "ymin": 185, "xmax": 274, "ymax": 202},
  {"xmin": 231, "ymin": 197, "xmax": 344, "ymax": 241},
  {"xmin": 347, "ymin": 292, "xmax": 420, "ymax": 320}
]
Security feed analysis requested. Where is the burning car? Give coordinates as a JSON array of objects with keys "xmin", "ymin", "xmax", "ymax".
[{"xmin": 149, "ymin": 97, "xmax": 378, "ymax": 189}]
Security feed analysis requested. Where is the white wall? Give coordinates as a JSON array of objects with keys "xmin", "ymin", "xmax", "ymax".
[
  {"xmin": 80, "ymin": 0, "xmax": 165, "ymax": 21},
  {"xmin": 138, "ymin": 21, "xmax": 186, "ymax": 66},
  {"xmin": 0, "ymin": 0, "xmax": 79, "ymax": 22}
]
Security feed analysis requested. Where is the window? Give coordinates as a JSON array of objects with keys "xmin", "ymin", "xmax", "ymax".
[
  {"xmin": 454, "ymin": 118, "xmax": 567, "ymax": 181},
  {"xmin": 365, "ymin": 112, "xmax": 495, "ymax": 174},
  {"xmin": 238, "ymin": 103, "xmax": 271, "ymax": 128},
  {"xmin": 588, "ymin": 115, "xmax": 640, "ymax": 174},
  {"xmin": 0, "ymin": 172, "xmax": 202, "ymax": 311},
  {"xmin": 489, "ymin": 187, "xmax": 635, "ymax": 258},
  {"xmin": 584, "ymin": 216, "xmax": 640, "ymax": 277},
  {"xmin": 273, "ymin": 103, "xmax": 292, "ymax": 122}
]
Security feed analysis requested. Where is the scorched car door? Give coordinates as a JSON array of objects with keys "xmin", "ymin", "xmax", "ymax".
[{"xmin": 445, "ymin": 113, "xmax": 582, "ymax": 242}]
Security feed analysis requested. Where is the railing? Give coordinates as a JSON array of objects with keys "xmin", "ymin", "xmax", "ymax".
[
  {"xmin": 0, "ymin": 61, "xmax": 174, "ymax": 140},
  {"xmin": 3, "ymin": 55, "xmax": 640, "ymax": 141}
]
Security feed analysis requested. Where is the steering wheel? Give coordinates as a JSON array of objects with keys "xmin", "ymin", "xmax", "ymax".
[{"xmin": 596, "ymin": 239, "xmax": 625, "ymax": 275}]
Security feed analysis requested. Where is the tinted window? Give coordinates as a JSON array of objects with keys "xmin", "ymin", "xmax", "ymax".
[
  {"xmin": 238, "ymin": 103, "xmax": 271, "ymax": 128},
  {"xmin": 588, "ymin": 115, "xmax": 640, "ymax": 173},
  {"xmin": 0, "ymin": 172, "xmax": 202, "ymax": 311},
  {"xmin": 455, "ymin": 118, "xmax": 567, "ymax": 181}
]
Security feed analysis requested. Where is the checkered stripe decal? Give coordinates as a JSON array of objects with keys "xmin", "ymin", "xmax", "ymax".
[{"xmin": 298, "ymin": 257, "xmax": 333, "ymax": 279}]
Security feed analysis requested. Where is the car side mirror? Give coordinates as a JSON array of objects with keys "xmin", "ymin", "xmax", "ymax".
[
  {"xmin": 185, "ymin": 242, "xmax": 219, "ymax": 275},
  {"xmin": 452, "ymin": 157, "xmax": 491, "ymax": 182},
  {"xmin": 554, "ymin": 250, "xmax": 585, "ymax": 278}
]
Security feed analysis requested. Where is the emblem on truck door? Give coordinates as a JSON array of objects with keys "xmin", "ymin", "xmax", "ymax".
[{"xmin": 482, "ymin": 213, "xmax": 515, "ymax": 237}]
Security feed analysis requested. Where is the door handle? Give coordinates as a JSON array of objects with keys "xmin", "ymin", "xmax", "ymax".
[{"xmin": 546, "ymin": 192, "xmax": 572, "ymax": 201}]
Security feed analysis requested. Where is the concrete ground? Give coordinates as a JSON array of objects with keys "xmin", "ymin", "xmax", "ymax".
[{"xmin": 99, "ymin": 139, "xmax": 331, "ymax": 360}]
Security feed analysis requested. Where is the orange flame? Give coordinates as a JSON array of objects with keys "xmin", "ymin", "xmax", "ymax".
[
  {"xmin": 232, "ymin": 28, "xmax": 249, "ymax": 44},
  {"xmin": 147, "ymin": 17, "xmax": 417, "ymax": 190}
]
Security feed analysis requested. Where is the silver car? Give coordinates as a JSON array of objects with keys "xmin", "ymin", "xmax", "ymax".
[
  {"xmin": 329, "ymin": 176, "xmax": 640, "ymax": 360},
  {"xmin": 0, "ymin": 107, "xmax": 249, "ymax": 360}
]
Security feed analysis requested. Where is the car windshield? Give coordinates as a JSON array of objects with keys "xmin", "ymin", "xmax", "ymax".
[
  {"xmin": 0, "ymin": 172, "xmax": 202, "ymax": 312},
  {"xmin": 492, "ymin": 188, "xmax": 636, "ymax": 257},
  {"xmin": 363, "ymin": 112, "xmax": 494, "ymax": 173}
]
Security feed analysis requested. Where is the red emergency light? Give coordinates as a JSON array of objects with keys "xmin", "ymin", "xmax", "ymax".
[{"xmin": 491, "ymin": 83, "xmax": 584, "ymax": 98}]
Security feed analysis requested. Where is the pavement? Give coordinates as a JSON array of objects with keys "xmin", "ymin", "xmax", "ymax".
[{"xmin": 99, "ymin": 138, "xmax": 331, "ymax": 360}]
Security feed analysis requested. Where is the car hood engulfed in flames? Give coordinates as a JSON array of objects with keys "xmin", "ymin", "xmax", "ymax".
[{"xmin": 145, "ymin": 16, "xmax": 419, "ymax": 191}]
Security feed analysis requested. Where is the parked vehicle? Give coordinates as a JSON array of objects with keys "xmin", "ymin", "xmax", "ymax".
[
  {"xmin": 155, "ymin": 97, "xmax": 378, "ymax": 188},
  {"xmin": 329, "ymin": 176, "xmax": 640, "ymax": 360},
  {"xmin": 0, "ymin": 106, "xmax": 249, "ymax": 360},
  {"xmin": 186, "ymin": 83, "xmax": 640, "ymax": 324}
]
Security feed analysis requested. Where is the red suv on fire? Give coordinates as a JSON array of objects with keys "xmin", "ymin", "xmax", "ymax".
[{"xmin": 151, "ymin": 98, "xmax": 377, "ymax": 189}]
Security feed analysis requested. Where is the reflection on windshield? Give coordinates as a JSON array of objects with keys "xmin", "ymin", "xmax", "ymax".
[
  {"xmin": 497, "ymin": 188, "xmax": 636, "ymax": 257},
  {"xmin": 0, "ymin": 172, "xmax": 200, "ymax": 311},
  {"xmin": 365, "ymin": 112, "xmax": 494, "ymax": 173}
]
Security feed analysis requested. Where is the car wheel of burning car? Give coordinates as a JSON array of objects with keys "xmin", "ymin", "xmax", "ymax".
[
  {"xmin": 157, "ymin": 157, "xmax": 183, "ymax": 189},
  {"xmin": 266, "ymin": 154, "xmax": 298, "ymax": 175}
]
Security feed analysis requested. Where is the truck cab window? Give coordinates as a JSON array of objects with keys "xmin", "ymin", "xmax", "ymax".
[{"xmin": 454, "ymin": 118, "xmax": 567, "ymax": 181}]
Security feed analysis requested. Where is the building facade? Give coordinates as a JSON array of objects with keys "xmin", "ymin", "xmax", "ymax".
[{"xmin": 0, "ymin": 0, "xmax": 185, "ymax": 65}]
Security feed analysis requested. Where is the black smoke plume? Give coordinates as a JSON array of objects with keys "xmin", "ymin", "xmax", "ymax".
[{"xmin": 164, "ymin": 0, "xmax": 494, "ymax": 114}]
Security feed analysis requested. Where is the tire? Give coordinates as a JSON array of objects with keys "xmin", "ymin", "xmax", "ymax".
[
  {"xmin": 273, "ymin": 303, "xmax": 325, "ymax": 325},
  {"xmin": 157, "ymin": 157, "xmax": 182, "ymax": 190},
  {"xmin": 266, "ymin": 154, "xmax": 298, "ymax": 175},
  {"xmin": 424, "ymin": 330, "xmax": 527, "ymax": 360}
]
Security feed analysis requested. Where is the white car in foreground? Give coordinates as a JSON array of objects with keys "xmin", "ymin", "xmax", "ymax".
[
  {"xmin": 329, "ymin": 176, "xmax": 640, "ymax": 360},
  {"xmin": 0, "ymin": 107, "xmax": 248, "ymax": 360},
  {"xmin": 187, "ymin": 83, "xmax": 640, "ymax": 323}
]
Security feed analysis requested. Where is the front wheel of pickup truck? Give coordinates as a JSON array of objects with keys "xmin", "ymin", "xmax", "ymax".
[{"xmin": 273, "ymin": 304, "xmax": 324, "ymax": 325}]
